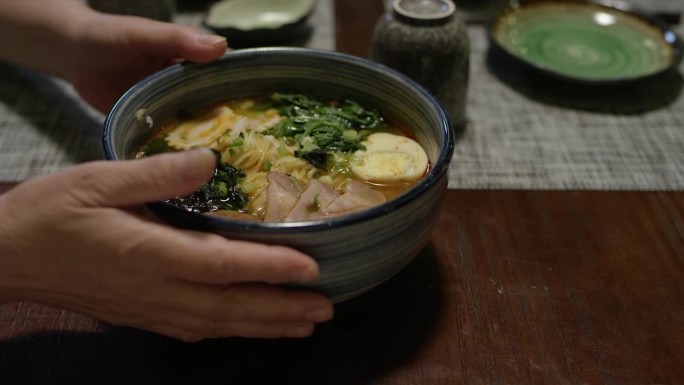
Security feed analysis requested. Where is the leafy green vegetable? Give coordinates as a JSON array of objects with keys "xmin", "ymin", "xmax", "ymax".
[
  {"xmin": 166, "ymin": 151, "xmax": 248, "ymax": 213},
  {"xmin": 140, "ymin": 135, "xmax": 172, "ymax": 156},
  {"xmin": 295, "ymin": 148, "xmax": 329, "ymax": 170},
  {"xmin": 266, "ymin": 93, "xmax": 385, "ymax": 169}
]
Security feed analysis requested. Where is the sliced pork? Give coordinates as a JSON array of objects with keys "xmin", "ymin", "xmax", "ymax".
[
  {"xmin": 264, "ymin": 171, "xmax": 302, "ymax": 222},
  {"xmin": 263, "ymin": 173, "xmax": 387, "ymax": 222},
  {"xmin": 285, "ymin": 179, "xmax": 341, "ymax": 222},
  {"xmin": 323, "ymin": 180, "xmax": 387, "ymax": 216}
]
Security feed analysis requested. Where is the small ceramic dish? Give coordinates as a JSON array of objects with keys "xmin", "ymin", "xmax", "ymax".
[
  {"xmin": 489, "ymin": 0, "xmax": 683, "ymax": 84},
  {"xmin": 203, "ymin": 0, "xmax": 316, "ymax": 46}
]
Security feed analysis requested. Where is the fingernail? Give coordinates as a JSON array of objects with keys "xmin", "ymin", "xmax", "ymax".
[
  {"xmin": 176, "ymin": 148, "xmax": 216, "ymax": 180},
  {"xmin": 291, "ymin": 265, "xmax": 319, "ymax": 283},
  {"xmin": 307, "ymin": 307, "xmax": 333, "ymax": 323},
  {"xmin": 197, "ymin": 33, "xmax": 227, "ymax": 46},
  {"xmin": 285, "ymin": 324, "xmax": 313, "ymax": 338}
]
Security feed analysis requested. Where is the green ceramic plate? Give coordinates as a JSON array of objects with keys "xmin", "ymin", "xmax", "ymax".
[{"xmin": 489, "ymin": 0, "xmax": 683, "ymax": 83}]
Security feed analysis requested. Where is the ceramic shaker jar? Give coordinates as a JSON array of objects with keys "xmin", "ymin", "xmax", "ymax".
[{"xmin": 370, "ymin": 0, "xmax": 470, "ymax": 128}]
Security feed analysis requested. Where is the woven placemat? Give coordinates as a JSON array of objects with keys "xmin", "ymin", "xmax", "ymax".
[
  {"xmin": 450, "ymin": 21, "xmax": 684, "ymax": 190},
  {"xmin": 1, "ymin": 0, "xmax": 683, "ymax": 191},
  {"xmin": 0, "ymin": 0, "xmax": 335, "ymax": 182}
]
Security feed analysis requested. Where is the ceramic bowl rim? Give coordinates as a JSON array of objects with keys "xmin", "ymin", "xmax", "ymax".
[
  {"xmin": 103, "ymin": 47, "xmax": 455, "ymax": 233},
  {"xmin": 488, "ymin": 0, "xmax": 684, "ymax": 85}
]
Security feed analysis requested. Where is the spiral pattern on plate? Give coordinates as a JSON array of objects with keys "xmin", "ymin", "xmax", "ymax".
[{"xmin": 493, "ymin": 3, "xmax": 674, "ymax": 81}]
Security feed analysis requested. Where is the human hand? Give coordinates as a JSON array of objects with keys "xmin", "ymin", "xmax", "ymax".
[
  {"xmin": 66, "ymin": 10, "xmax": 228, "ymax": 112},
  {"xmin": 0, "ymin": 149, "xmax": 333, "ymax": 341}
]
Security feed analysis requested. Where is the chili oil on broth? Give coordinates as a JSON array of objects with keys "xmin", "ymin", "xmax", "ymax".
[{"xmin": 136, "ymin": 94, "xmax": 429, "ymax": 222}]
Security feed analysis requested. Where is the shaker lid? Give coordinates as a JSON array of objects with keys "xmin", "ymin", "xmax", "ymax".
[{"xmin": 392, "ymin": 0, "xmax": 455, "ymax": 24}]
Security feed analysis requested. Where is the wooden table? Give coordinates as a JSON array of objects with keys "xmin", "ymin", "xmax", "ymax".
[{"xmin": 1, "ymin": 1, "xmax": 682, "ymax": 384}]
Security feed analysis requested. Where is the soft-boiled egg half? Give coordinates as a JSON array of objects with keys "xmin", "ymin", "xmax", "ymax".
[{"xmin": 350, "ymin": 132, "xmax": 428, "ymax": 183}]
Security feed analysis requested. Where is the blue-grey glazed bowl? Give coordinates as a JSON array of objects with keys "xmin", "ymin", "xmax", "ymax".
[{"xmin": 103, "ymin": 47, "xmax": 454, "ymax": 303}]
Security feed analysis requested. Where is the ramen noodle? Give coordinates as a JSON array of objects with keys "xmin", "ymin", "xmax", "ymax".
[{"xmin": 137, "ymin": 93, "xmax": 429, "ymax": 222}]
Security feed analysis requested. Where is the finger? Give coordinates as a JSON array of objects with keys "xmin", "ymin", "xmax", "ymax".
[
  {"xmin": 149, "ymin": 229, "xmax": 321, "ymax": 285},
  {"xmin": 63, "ymin": 149, "xmax": 216, "ymax": 207},
  {"xmin": 164, "ymin": 282, "xmax": 334, "ymax": 324},
  {"xmin": 134, "ymin": 293, "xmax": 327, "ymax": 340},
  {"xmin": 100, "ymin": 285, "xmax": 331, "ymax": 340},
  {"xmin": 144, "ymin": 320, "xmax": 316, "ymax": 342},
  {"xmin": 140, "ymin": 324, "xmax": 206, "ymax": 342},
  {"xmin": 123, "ymin": 17, "xmax": 228, "ymax": 63}
]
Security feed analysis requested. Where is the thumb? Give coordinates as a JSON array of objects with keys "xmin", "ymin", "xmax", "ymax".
[
  {"xmin": 125, "ymin": 18, "xmax": 228, "ymax": 63},
  {"xmin": 68, "ymin": 149, "xmax": 217, "ymax": 208}
]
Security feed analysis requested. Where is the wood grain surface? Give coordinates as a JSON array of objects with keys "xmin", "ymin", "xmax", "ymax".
[
  {"xmin": 1, "ymin": 183, "xmax": 683, "ymax": 383},
  {"xmin": 1, "ymin": 1, "xmax": 683, "ymax": 384}
]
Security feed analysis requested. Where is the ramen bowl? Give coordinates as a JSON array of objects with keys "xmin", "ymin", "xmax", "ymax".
[{"xmin": 102, "ymin": 48, "xmax": 454, "ymax": 303}]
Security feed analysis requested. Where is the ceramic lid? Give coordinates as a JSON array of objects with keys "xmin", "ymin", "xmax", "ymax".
[{"xmin": 393, "ymin": 0, "xmax": 455, "ymax": 23}]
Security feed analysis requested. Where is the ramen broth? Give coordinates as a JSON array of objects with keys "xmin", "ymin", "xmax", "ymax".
[{"xmin": 137, "ymin": 93, "xmax": 430, "ymax": 222}]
